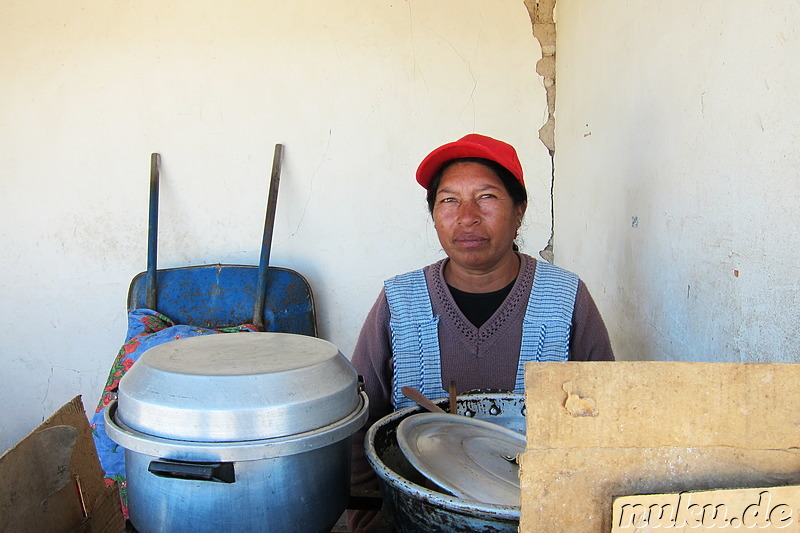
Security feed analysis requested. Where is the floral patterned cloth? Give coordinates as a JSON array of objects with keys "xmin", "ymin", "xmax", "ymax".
[{"xmin": 90, "ymin": 308, "xmax": 257, "ymax": 518}]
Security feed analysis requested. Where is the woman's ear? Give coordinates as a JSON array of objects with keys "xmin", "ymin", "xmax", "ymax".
[{"xmin": 516, "ymin": 201, "xmax": 527, "ymax": 223}]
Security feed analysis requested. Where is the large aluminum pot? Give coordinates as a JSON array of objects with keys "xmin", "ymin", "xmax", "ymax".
[
  {"xmin": 105, "ymin": 332, "xmax": 368, "ymax": 533},
  {"xmin": 365, "ymin": 393, "xmax": 525, "ymax": 533}
]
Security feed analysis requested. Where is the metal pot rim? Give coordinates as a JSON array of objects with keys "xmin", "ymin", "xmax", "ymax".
[{"xmin": 105, "ymin": 390, "xmax": 368, "ymax": 461}]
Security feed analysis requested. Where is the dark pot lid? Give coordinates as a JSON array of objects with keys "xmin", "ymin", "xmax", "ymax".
[{"xmin": 115, "ymin": 332, "xmax": 359, "ymax": 442}]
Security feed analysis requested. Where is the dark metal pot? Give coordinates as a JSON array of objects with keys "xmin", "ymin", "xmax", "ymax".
[
  {"xmin": 105, "ymin": 332, "xmax": 368, "ymax": 533},
  {"xmin": 365, "ymin": 393, "xmax": 525, "ymax": 533}
]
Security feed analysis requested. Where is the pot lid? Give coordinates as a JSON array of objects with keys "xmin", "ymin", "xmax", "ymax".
[
  {"xmin": 115, "ymin": 332, "xmax": 359, "ymax": 442},
  {"xmin": 396, "ymin": 413, "xmax": 525, "ymax": 506}
]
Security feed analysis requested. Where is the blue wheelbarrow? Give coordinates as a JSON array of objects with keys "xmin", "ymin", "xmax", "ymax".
[
  {"xmin": 126, "ymin": 144, "xmax": 317, "ymax": 335},
  {"xmin": 90, "ymin": 145, "xmax": 316, "ymax": 517}
]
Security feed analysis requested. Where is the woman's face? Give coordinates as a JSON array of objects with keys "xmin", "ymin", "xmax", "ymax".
[{"xmin": 432, "ymin": 161, "xmax": 526, "ymax": 274}]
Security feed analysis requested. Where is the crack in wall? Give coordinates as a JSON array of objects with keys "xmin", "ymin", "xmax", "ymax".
[{"xmin": 525, "ymin": 0, "xmax": 557, "ymax": 262}]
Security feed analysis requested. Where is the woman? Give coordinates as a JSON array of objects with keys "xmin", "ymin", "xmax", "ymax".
[{"xmin": 348, "ymin": 134, "xmax": 614, "ymax": 532}]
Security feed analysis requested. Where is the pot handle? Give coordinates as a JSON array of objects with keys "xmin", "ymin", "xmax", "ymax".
[{"xmin": 148, "ymin": 459, "xmax": 235, "ymax": 484}]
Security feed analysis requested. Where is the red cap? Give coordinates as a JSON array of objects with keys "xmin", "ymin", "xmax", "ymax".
[{"xmin": 415, "ymin": 133, "xmax": 525, "ymax": 189}]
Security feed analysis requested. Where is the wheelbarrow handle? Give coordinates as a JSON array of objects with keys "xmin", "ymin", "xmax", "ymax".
[
  {"xmin": 252, "ymin": 144, "xmax": 284, "ymax": 330},
  {"xmin": 146, "ymin": 153, "xmax": 160, "ymax": 311}
]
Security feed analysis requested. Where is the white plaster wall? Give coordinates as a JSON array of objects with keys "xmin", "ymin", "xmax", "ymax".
[
  {"xmin": 0, "ymin": 1, "xmax": 551, "ymax": 452},
  {"xmin": 554, "ymin": 1, "xmax": 800, "ymax": 362}
]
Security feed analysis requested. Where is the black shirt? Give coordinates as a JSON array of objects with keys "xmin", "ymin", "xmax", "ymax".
[{"xmin": 447, "ymin": 279, "xmax": 516, "ymax": 328}]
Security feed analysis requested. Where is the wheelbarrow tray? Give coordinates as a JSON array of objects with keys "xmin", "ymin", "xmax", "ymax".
[{"xmin": 127, "ymin": 264, "xmax": 317, "ymax": 335}]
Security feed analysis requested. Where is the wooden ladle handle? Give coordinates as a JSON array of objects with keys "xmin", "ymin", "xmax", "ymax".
[{"xmin": 401, "ymin": 386, "xmax": 447, "ymax": 414}]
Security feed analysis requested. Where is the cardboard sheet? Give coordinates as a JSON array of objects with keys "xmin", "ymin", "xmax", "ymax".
[
  {"xmin": 0, "ymin": 396, "xmax": 124, "ymax": 533},
  {"xmin": 519, "ymin": 362, "xmax": 800, "ymax": 532}
]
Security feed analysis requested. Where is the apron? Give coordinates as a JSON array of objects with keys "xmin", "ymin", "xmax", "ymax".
[{"xmin": 386, "ymin": 260, "xmax": 578, "ymax": 409}]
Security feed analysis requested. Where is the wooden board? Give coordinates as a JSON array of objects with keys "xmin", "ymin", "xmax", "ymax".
[{"xmin": 519, "ymin": 362, "xmax": 800, "ymax": 532}]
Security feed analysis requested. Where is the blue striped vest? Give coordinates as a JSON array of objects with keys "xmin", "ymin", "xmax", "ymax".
[{"xmin": 385, "ymin": 260, "xmax": 578, "ymax": 409}]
